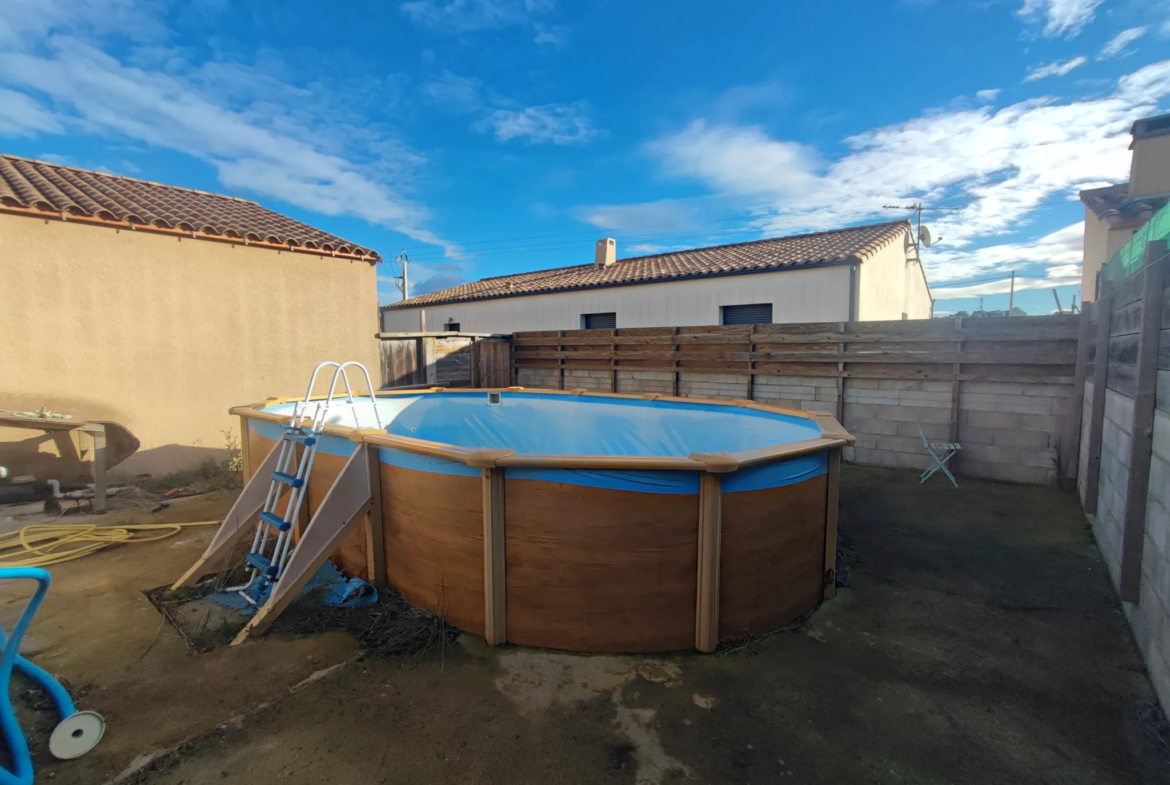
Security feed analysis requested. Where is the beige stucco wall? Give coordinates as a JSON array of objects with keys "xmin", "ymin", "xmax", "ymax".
[
  {"xmin": 1130, "ymin": 133, "xmax": 1170, "ymax": 199},
  {"xmin": 856, "ymin": 233, "xmax": 931, "ymax": 320},
  {"xmin": 0, "ymin": 213, "xmax": 379, "ymax": 478},
  {"xmin": 382, "ymin": 264, "xmax": 854, "ymax": 334},
  {"xmin": 1082, "ymin": 209, "xmax": 1109, "ymax": 302},
  {"xmin": 1081, "ymin": 209, "xmax": 1142, "ymax": 302}
]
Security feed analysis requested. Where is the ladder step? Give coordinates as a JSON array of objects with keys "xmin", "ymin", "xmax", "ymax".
[
  {"xmin": 245, "ymin": 553, "xmax": 279, "ymax": 576},
  {"xmin": 259, "ymin": 511, "xmax": 292, "ymax": 532},
  {"xmin": 271, "ymin": 471, "xmax": 304, "ymax": 488},
  {"xmin": 282, "ymin": 430, "xmax": 317, "ymax": 445}
]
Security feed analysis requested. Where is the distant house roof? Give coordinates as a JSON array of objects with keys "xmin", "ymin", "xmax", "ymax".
[
  {"xmin": 1080, "ymin": 183, "xmax": 1168, "ymax": 226},
  {"xmin": 0, "ymin": 154, "xmax": 379, "ymax": 262},
  {"xmin": 387, "ymin": 220, "xmax": 911, "ymax": 309}
]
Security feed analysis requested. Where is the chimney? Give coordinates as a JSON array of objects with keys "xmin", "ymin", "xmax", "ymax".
[
  {"xmin": 1128, "ymin": 113, "xmax": 1170, "ymax": 199},
  {"xmin": 594, "ymin": 238, "xmax": 616, "ymax": 267}
]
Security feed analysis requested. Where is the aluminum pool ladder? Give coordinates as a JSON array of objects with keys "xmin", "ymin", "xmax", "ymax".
[{"xmin": 229, "ymin": 361, "xmax": 382, "ymax": 606}]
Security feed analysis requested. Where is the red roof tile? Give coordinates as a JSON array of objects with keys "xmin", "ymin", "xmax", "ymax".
[
  {"xmin": 387, "ymin": 220, "xmax": 910, "ymax": 308},
  {"xmin": 0, "ymin": 154, "xmax": 379, "ymax": 261}
]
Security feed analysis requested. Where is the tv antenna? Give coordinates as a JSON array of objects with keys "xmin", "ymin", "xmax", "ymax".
[{"xmin": 883, "ymin": 202, "xmax": 964, "ymax": 249}]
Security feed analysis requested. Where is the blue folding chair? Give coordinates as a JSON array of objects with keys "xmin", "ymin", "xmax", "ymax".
[{"xmin": 918, "ymin": 424, "xmax": 960, "ymax": 487}]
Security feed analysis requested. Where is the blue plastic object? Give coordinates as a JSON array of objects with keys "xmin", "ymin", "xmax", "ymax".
[
  {"xmin": 271, "ymin": 471, "xmax": 304, "ymax": 488},
  {"xmin": 0, "ymin": 568, "xmax": 99, "ymax": 784},
  {"xmin": 259, "ymin": 512, "xmax": 292, "ymax": 532}
]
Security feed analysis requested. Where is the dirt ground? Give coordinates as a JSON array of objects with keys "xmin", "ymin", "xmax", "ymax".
[{"xmin": 2, "ymin": 466, "xmax": 1168, "ymax": 785}]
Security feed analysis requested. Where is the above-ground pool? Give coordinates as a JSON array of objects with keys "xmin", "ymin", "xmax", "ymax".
[{"xmin": 231, "ymin": 388, "xmax": 853, "ymax": 653}]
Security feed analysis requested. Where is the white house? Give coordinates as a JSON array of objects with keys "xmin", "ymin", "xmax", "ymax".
[{"xmin": 381, "ymin": 220, "xmax": 933, "ymax": 334}]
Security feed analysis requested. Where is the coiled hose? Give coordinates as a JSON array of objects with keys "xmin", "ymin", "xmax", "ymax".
[{"xmin": 0, "ymin": 522, "xmax": 219, "ymax": 568}]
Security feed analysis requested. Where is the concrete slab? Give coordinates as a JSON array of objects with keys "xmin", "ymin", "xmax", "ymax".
[{"xmin": 5, "ymin": 468, "xmax": 1168, "ymax": 785}]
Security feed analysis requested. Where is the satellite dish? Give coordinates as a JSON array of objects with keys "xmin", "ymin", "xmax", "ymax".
[{"xmin": 919, "ymin": 225, "xmax": 933, "ymax": 248}]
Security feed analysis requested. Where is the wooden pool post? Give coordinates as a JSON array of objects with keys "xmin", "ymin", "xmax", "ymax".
[
  {"xmin": 823, "ymin": 447, "xmax": 841, "ymax": 600},
  {"xmin": 363, "ymin": 442, "xmax": 387, "ymax": 588},
  {"xmin": 481, "ymin": 468, "xmax": 507, "ymax": 645},
  {"xmin": 691, "ymin": 451, "xmax": 737, "ymax": 653},
  {"xmin": 470, "ymin": 449, "xmax": 513, "ymax": 646},
  {"xmin": 695, "ymin": 472, "xmax": 723, "ymax": 653}
]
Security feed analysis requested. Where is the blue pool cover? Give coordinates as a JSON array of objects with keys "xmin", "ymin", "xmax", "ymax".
[{"xmin": 258, "ymin": 392, "xmax": 828, "ymax": 494}]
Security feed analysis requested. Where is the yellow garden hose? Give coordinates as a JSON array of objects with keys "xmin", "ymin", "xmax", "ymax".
[{"xmin": 0, "ymin": 522, "xmax": 220, "ymax": 568}]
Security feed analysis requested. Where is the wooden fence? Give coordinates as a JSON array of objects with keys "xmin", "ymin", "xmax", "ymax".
[
  {"xmin": 502, "ymin": 316, "xmax": 1081, "ymax": 486},
  {"xmin": 377, "ymin": 332, "xmax": 512, "ymax": 389}
]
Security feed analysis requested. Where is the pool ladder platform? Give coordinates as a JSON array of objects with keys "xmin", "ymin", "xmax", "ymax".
[{"xmin": 174, "ymin": 361, "xmax": 386, "ymax": 642}]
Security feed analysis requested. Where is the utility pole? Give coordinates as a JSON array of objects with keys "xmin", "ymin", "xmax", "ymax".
[
  {"xmin": 1008, "ymin": 271, "xmax": 1015, "ymax": 314},
  {"xmin": 394, "ymin": 249, "xmax": 410, "ymax": 301}
]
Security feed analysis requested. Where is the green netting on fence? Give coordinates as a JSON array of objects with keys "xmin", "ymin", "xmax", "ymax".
[{"xmin": 1101, "ymin": 201, "xmax": 1170, "ymax": 283}]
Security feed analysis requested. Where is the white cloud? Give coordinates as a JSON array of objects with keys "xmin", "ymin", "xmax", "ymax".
[
  {"xmin": 576, "ymin": 200, "xmax": 699, "ymax": 231},
  {"xmin": 476, "ymin": 101, "xmax": 601, "ymax": 145},
  {"xmin": 0, "ymin": 0, "xmax": 166, "ymax": 49},
  {"xmin": 423, "ymin": 71, "xmax": 483, "ymax": 112},
  {"xmin": 0, "ymin": 87, "xmax": 64, "ymax": 135},
  {"xmin": 1024, "ymin": 56, "xmax": 1088, "ymax": 81},
  {"xmin": 926, "ymin": 222, "xmax": 1083, "ymax": 286},
  {"xmin": 648, "ymin": 121, "xmax": 820, "ymax": 197},
  {"xmin": 1018, "ymin": 0, "xmax": 1103, "ymax": 38},
  {"xmin": 400, "ymin": 0, "xmax": 547, "ymax": 33},
  {"xmin": 976, "ymin": 89, "xmax": 1001, "ymax": 102},
  {"xmin": 410, "ymin": 270, "xmax": 467, "ymax": 295},
  {"xmin": 0, "ymin": 11, "xmax": 459, "ymax": 256},
  {"xmin": 533, "ymin": 23, "xmax": 568, "ymax": 45},
  {"xmin": 587, "ymin": 60, "xmax": 1170, "ymax": 293},
  {"xmin": 1099, "ymin": 27, "xmax": 1147, "ymax": 59}
]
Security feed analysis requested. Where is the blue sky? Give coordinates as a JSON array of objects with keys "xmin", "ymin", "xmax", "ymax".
[{"xmin": 1, "ymin": 0, "xmax": 1167, "ymax": 316}]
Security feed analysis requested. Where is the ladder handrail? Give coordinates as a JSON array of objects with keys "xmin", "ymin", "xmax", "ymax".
[
  {"xmin": 229, "ymin": 360, "xmax": 382, "ymax": 602},
  {"xmin": 334, "ymin": 361, "xmax": 383, "ymax": 429}
]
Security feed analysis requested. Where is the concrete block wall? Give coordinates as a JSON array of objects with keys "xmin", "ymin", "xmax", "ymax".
[
  {"xmin": 1124, "ymin": 408, "xmax": 1170, "ymax": 710},
  {"xmin": 562, "ymin": 369, "xmax": 612, "ymax": 392},
  {"xmin": 1078, "ymin": 380, "xmax": 1093, "ymax": 506},
  {"xmin": 956, "ymin": 381, "xmax": 1071, "ymax": 486},
  {"xmin": 753, "ymin": 375, "xmax": 839, "ymax": 414},
  {"xmin": 840, "ymin": 379, "xmax": 951, "ymax": 471},
  {"xmin": 516, "ymin": 367, "xmax": 559, "ymax": 389},
  {"xmin": 616, "ymin": 370, "xmax": 674, "ymax": 395},
  {"xmin": 512, "ymin": 368, "xmax": 1072, "ymax": 485},
  {"xmin": 677, "ymin": 372, "xmax": 749, "ymax": 400},
  {"xmin": 1094, "ymin": 389, "xmax": 1135, "ymax": 583}
]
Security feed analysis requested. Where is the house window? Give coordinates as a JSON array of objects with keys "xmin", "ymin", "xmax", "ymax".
[
  {"xmin": 721, "ymin": 303, "xmax": 772, "ymax": 325},
  {"xmin": 444, "ymin": 322, "xmax": 461, "ymax": 332},
  {"xmin": 582, "ymin": 312, "xmax": 617, "ymax": 329}
]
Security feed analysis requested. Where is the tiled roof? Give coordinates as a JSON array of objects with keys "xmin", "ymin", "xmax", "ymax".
[
  {"xmin": 1080, "ymin": 183, "xmax": 1168, "ymax": 225},
  {"xmin": 387, "ymin": 220, "xmax": 910, "ymax": 309},
  {"xmin": 0, "ymin": 154, "xmax": 379, "ymax": 261}
]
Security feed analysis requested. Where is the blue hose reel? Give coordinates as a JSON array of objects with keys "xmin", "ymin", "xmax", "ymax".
[{"xmin": 0, "ymin": 568, "xmax": 104, "ymax": 785}]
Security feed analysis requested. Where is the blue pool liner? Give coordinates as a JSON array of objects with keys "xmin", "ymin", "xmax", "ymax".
[{"xmin": 254, "ymin": 391, "xmax": 829, "ymax": 493}]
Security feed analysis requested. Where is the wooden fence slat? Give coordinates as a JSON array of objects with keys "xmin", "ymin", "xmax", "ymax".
[
  {"xmin": 1060, "ymin": 308, "xmax": 1094, "ymax": 490},
  {"xmin": 1085, "ymin": 283, "xmax": 1115, "ymax": 514},
  {"xmin": 1120, "ymin": 242, "xmax": 1167, "ymax": 603}
]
